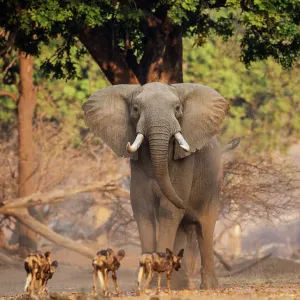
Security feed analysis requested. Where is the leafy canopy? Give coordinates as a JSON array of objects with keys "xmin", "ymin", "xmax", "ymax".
[
  {"xmin": 183, "ymin": 36, "xmax": 300, "ymax": 152},
  {"xmin": 1, "ymin": 34, "xmax": 299, "ymax": 153},
  {"xmin": 0, "ymin": 0, "xmax": 299, "ymax": 79},
  {"xmin": 0, "ymin": 45, "xmax": 108, "ymax": 147}
]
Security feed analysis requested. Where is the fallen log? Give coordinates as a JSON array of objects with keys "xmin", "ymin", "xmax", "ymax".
[
  {"xmin": 214, "ymin": 249, "xmax": 233, "ymax": 271},
  {"xmin": 0, "ymin": 252, "xmax": 22, "ymax": 266},
  {"xmin": 0, "ymin": 180, "xmax": 129, "ymax": 214},
  {"xmin": 0, "ymin": 179, "xmax": 130, "ymax": 260},
  {"xmin": 221, "ymin": 252, "xmax": 272, "ymax": 277},
  {"xmin": 6, "ymin": 208, "xmax": 95, "ymax": 259}
]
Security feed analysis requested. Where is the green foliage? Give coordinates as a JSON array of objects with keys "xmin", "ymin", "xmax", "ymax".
[
  {"xmin": 183, "ymin": 36, "xmax": 300, "ymax": 152},
  {"xmin": 0, "ymin": 1, "xmax": 299, "ymax": 151},
  {"xmin": 0, "ymin": 1, "xmax": 299, "ymax": 79},
  {"xmin": 0, "ymin": 46, "xmax": 108, "ymax": 144},
  {"xmin": 0, "ymin": 91, "xmax": 17, "ymax": 124},
  {"xmin": 1, "ymin": 34, "xmax": 299, "ymax": 153}
]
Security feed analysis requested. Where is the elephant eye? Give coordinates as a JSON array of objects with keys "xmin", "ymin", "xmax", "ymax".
[
  {"xmin": 133, "ymin": 105, "xmax": 139, "ymax": 113},
  {"xmin": 175, "ymin": 105, "xmax": 180, "ymax": 111}
]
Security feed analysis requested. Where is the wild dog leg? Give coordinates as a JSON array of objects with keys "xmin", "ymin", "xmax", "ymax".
[
  {"xmin": 103, "ymin": 268, "xmax": 109, "ymax": 296},
  {"xmin": 112, "ymin": 270, "xmax": 119, "ymax": 296},
  {"xmin": 38, "ymin": 277, "xmax": 43, "ymax": 294},
  {"xmin": 137, "ymin": 266, "xmax": 144, "ymax": 295},
  {"xmin": 30, "ymin": 271, "xmax": 37, "ymax": 294},
  {"xmin": 143, "ymin": 266, "xmax": 153, "ymax": 293},
  {"xmin": 156, "ymin": 272, "xmax": 161, "ymax": 294},
  {"xmin": 41, "ymin": 278, "xmax": 48, "ymax": 294},
  {"xmin": 93, "ymin": 269, "xmax": 98, "ymax": 294},
  {"xmin": 166, "ymin": 271, "xmax": 171, "ymax": 294}
]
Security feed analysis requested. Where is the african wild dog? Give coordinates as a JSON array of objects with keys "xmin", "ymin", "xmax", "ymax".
[
  {"xmin": 92, "ymin": 248, "xmax": 125, "ymax": 296},
  {"xmin": 24, "ymin": 251, "xmax": 58, "ymax": 294},
  {"xmin": 137, "ymin": 248, "xmax": 184, "ymax": 295}
]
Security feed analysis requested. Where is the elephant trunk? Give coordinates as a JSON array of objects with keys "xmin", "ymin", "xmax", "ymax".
[{"xmin": 148, "ymin": 126, "xmax": 185, "ymax": 209}]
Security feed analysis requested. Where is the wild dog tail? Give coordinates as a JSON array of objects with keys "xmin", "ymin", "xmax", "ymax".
[
  {"xmin": 24, "ymin": 272, "xmax": 32, "ymax": 292},
  {"xmin": 137, "ymin": 265, "xmax": 145, "ymax": 283},
  {"xmin": 24, "ymin": 261, "xmax": 31, "ymax": 274},
  {"xmin": 97, "ymin": 269, "xmax": 105, "ymax": 291}
]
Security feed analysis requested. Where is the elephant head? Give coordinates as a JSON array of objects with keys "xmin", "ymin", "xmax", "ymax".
[{"xmin": 82, "ymin": 83, "xmax": 229, "ymax": 209}]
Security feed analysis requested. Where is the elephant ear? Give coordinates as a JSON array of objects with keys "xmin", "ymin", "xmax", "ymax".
[
  {"xmin": 172, "ymin": 83, "xmax": 229, "ymax": 159},
  {"xmin": 82, "ymin": 84, "xmax": 140, "ymax": 160}
]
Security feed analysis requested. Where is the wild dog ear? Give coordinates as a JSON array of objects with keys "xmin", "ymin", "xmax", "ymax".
[
  {"xmin": 44, "ymin": 251, "xmax": 51, "ymax": 259},
  {"xmin": 117, "ymin": 249, "xmax": 125, "ymax": 262},
  {"xmin": 166, "ymin": 248, "xmax": 173, "ymax": 256},
  {"xmin": 106, "ymin": 249, "xmax": 115, "ymax": 263},
  {"xmin": 177, "ymin": 249, "xmax": 184, "ymax": 258}
]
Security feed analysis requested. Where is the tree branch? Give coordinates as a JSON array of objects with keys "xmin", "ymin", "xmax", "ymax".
[
  {"xmin": 78, "ymin": 27, "xmax": 139, "ymax": 84},
  {"xmin": 221, "ymin": 252, "xmax": 273, "ymax": 277},
  {"xmin": 85, "ymin": 211, "xmax": 117, "ymax": 241},
  {"xmin": 0, "ymin": 252, "xmax": 22, "ymax": 266},
  {"xmin": 7, "ymin": 209, "xmax": 95, "ymax": 259},
  {"xmin": 2, "ymin": 56, "xmax": 17, "ymax": 81},
  {"xmin": 0, "ymin": 180, "xmax": 129, "ymax": 214},
  {"xmin": 214, "ymin": 249, "xmax": 233, "ymax": 271},
  {"xmin": 0, "ymin": 91, "xmax": 17, "ymax": 102}
]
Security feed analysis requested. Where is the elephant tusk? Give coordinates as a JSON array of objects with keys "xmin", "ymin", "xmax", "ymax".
[
  {"xmin": 175, "ymin": 132, "xmax": 190, "ymax": 152},
  {"xmin": 127, "ymin": 133, "xmax": 144, "ymax": 153}
]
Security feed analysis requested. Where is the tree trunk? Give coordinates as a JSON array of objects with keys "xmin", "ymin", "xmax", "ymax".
[
  {"xmin": 78, "ymin": 20, "xmax": 183, "ymax": 85},
  {"xmin": 140, "ymin": 20, "xmax": 183, "ymax": 84},
  {"xmin": 17, "ymin": 51, "xmax": 38, "ymax": 257},
  {"xmin": 78, "ymin": 27, "xmax": 139, "ymax": 85}
]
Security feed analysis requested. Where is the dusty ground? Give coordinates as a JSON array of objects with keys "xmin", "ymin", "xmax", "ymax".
[{"xmin": 1, "ymin": 253, "xmax": 300, "ymax": 299}]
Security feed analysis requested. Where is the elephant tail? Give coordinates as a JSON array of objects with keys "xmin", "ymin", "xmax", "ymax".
[{"xmin": 221, "ymin": 137, "xmax": 241, "ymax": 154}]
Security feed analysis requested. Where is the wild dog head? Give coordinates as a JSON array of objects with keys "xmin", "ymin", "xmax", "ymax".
[
  {"xmin": 166, "ymin": 248, "xmax": 184, "ymax": 271},
  {"xmin": 48, "ymin": 260, "xmax": 58, "ymax": 279},
  {"xmin": 115, "ymin": 249, "xmax": 125, "ymax": 264}
]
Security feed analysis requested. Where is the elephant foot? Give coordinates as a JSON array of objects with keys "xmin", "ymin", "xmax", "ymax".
[
  {"xmin": 200, "ymin": 268, "xmax": 219, "ymax": 290},
  {"xmin": 149, "ymin": 272, "xmax": 190, "ymax": 290},
  {"xmin": 171, "ymin": 272, "xmax": 190, "ymax": 290}
]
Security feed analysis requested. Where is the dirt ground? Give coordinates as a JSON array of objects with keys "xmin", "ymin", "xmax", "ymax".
[{"xmin": 1, "ymin": 251, "xmax": 300, "ymax": 299}]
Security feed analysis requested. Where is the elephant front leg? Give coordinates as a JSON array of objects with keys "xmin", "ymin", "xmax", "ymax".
[
  {"xmin": 130, "ymin": 165, "xmax": 157, "ymax": 253},
  {"xmin": 197, "ymin": 204, "xmax": 219, "ymax": 290},
  {"xmin": 157, "ymin": 197, "xmax": 183, "ymax": 252}
]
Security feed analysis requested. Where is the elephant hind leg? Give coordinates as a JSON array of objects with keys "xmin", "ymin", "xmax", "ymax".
[
  {"xmin": 196, "ymin": 205, "xmax": 219, "ymax": 290},
  {"xmin": 171, "ymin": 224, "xmax": 190, "ymax": 290}
]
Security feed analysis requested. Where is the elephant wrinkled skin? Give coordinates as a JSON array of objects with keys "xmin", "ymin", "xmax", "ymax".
[{"xmin": 82, "ymin": 82, "xmax": 230, "ymax": 290}]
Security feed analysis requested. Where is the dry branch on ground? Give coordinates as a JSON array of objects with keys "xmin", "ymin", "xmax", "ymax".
[
  {"xmin": 0, "ymin": 180, "xmax": 128, "ymax": 213},
  {"xmin": 0, "ymin": 178, "xmax": 130, "ymax": 259}
]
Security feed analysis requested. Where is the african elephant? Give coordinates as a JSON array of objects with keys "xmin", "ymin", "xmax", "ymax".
[{"xmin": 82, "ymin": 82, "xmax": 230, "ymax": 290}]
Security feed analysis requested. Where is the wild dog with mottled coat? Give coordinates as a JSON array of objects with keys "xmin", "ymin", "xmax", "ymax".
[
  {"xmin": 24, "ymin": 251, "xmax": 58, "ymax": 294},
  {"xmin": 92, "ymin": 248, "xmax": 125, "ymax": 296},
  {"xmin": 137, "ymin": 248, "xmax": 184, "ymax": 295}
]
